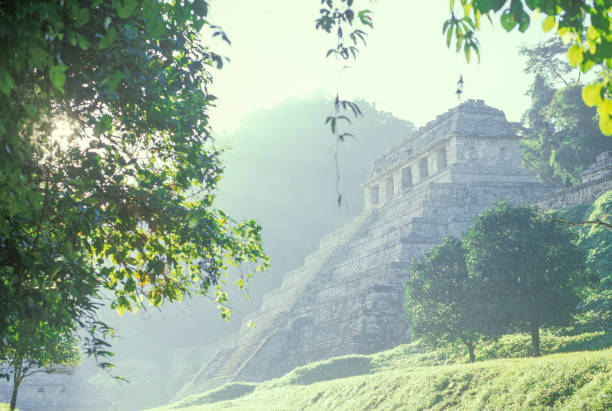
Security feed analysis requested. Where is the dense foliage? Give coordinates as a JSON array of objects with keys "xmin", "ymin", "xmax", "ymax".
[
  {"xmin": 0, "ymin": 0, "xmax": 267, "ymax": 379},
  {"xmin": 518, "ymin": 40, "xmax": 612, "ymax": 185},
  {"xmin": 464, "ymin": 202, "xmax": 586, "ymax": 356},
  {"xmin": 407, "ymin": 202, "xmax": 587, "ymax": 358},
  {"xmin": 556, "ymin": 191, "xmax": 612, "ymax": 334},
  {"xmin": 405, "ymin": 237, "xmax": 482, "ymax": 362}
]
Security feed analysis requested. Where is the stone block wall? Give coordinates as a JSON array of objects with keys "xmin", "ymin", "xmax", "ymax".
[
  {"xmin": 0, "ymin": 373, "xmax": 115, "ymax": 411},
  {"xmin": 535, "ymin": 178, "xmax": 612, "ymax": 210},
  {"xmin": 535, "ymin": 150, "xmax": 612, "ymax": 210}
]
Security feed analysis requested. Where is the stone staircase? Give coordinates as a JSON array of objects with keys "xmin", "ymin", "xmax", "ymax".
[{"xmin": 172, "ymin": 209, "xmax": 374, "ymax": 401}]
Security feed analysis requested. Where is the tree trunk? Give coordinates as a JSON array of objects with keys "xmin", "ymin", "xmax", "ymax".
[
  {"xmin": 10, "ymin": 359, "xmax": 22, "ymax": 411},
  {"xmin": 531, "ymin": 326, "xmax": 541, "ymax": 357},
  {"xmin": 10, "ymin": 375, "xmax": 21, "ymax": 411},
  {"xmin": 465, "ymin": 338, "xmax": 476, "ymax": 362}
]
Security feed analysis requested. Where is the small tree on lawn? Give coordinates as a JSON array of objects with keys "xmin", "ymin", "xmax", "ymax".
[
  {"xmin": 406, "ymin": 236, "xmax": 485, "ymax": 362},
  {"xmin": 463, "ymin": 202, "xmax": 586, "ymax": 357},
  {"xmin": 1, "ymin": 318, "xmax": 80, "ymax": 411}
]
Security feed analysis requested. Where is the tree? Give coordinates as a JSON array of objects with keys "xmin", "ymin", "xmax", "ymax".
[
  {"xmin": 517, "ymin": 38, "xmax": 612, "ymax": 185},
  {"xmin": 519, "ymin": 37, "xmax": 578, "ymax": 87},
  {"xmin": 443, "ymin": 0, "xmax": 612, "ymax": 135},
  {"xmin": 519, "ymin": 74, "xmax": 558, "ymax": 182},
  {"xmin": 520, "ymin": 79, "xmax": 612, "ymax": 185},
  {"xmin": 1, "ymin": 317, "xmax": 80, "ymax": 411},
  {"xmin": 555, "ymin": 191, "xmax": 612, "ymax": 334},
  {"xmin": 0, "ymin": 0, "xmax": 267, "ymax": 365},
  {"xmin": 405, "ymin": 237, "xmax": 484, "ymax": 362},
  {"xmin": 463, "ymin": 202, "xmax": 586, "ymax": 356}
]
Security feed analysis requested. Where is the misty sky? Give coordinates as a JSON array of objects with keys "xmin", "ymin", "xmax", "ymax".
[{"xmin": 205, "ymin": 0, "xmax": 551, "ymax": 134}]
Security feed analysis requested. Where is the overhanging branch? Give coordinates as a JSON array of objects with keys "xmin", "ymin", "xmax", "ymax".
[{"xmin": 552, "ymin": 218, "xmax": 612, "ymax": 230}]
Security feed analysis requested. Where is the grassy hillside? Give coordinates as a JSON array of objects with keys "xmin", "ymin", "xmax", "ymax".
[{"xmin": 146, "ymin": 332, "xmax": 612, "ymax": 410}]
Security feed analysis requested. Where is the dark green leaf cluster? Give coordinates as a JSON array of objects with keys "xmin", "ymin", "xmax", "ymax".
[
  {"xmin": 464, "ymin": 203, "xmax": 586, "ymax": 340},
  {"xmin": 556, "ymin": 192, "xmax": 612, "ymax": 334},
  {"xmin": 405, "ymin": 237, "xmax": 481, "ymax": 362},
  {"xmin": 0, "ymin": 0, "xmax": 268, "ymax": 374},
  {"xmin": 406, "ymin": 202, "xmax": 587, "ymax": 360}
]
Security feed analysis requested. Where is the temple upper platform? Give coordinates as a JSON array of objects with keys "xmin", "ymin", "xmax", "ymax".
[{"xmin": 364, "ymin": 99, "xmax": 537, "ymax": 208}]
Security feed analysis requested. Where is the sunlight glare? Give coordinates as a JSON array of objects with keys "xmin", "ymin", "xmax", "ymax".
[{"xmin": 50, "ymin": 119, "xmax": 75, "ymax": 150}]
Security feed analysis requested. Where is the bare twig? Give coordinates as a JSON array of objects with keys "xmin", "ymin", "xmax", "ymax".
[{"xmin": 552, "ymin": 218, "xmax": 612, "ymax": 230}]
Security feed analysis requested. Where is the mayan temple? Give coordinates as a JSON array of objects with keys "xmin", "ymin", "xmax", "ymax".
[{"xmin": 172, "ymin": 99, "xmax": 556, "ymax": 400}]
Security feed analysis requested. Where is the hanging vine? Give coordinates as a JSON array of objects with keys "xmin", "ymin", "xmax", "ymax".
[{"xmin": 315, "ymin": 0, "xmax": 374, "ymax": 206}]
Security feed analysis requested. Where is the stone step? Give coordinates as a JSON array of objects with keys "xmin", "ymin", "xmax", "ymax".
[{"xmin": 174, "ymin": 209, "xmax": 375, "ymax": 401}]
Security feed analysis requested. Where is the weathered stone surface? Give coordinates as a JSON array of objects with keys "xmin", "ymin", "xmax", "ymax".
[
  {"xmin": 581, "ymin": 151, "xmax": 612, "ymax": 184},
  {"xmin": 0, "ymin": 372, "xmax": 115, "ymax": 411},
  {"xmin": 172, "ymin": 100, "xmax": 560, "ymax": 401},
  {"xmin": 534, "ymin": 152, "xmax": 612, "ymax": 209}
]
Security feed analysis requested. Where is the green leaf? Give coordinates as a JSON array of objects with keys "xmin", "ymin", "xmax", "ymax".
[
  {"xmin": 581, "ymin": 59, "xmax": 595, "ymax": 73},
  {"xmin": 518, "ymin": 11, "xmax": 530, "ymax": 33},
  {"xmin": 599, "ymin": 113, "xmax": 612, "ymax": 135},
  {"xmin": 74, "ymin": 8, "xmax": 90, "ymax": 27},
  {"xmin": 500, "ymin": 10, "xmax": 517, "ymax": 31},
  {"xmin": 145, "ymin": 20, "xmax": 166, "ymax": 39},
  {"xmin": 587, "ymin": 25, "xmax": 600, "ymax": 40},
  {"xmin": 94, "ymin": 115, "xmax": 113, "ymax": 136},
  {"xmin": 77, "ymin": 35, "xmax": 89, "ymax": 51},
  {"xmin": 358, "ymin": 9, "xmax": 373, "ymax": 28},
  {"xmin": 476, "ymin": 0, "xmax": 505, "ymax": 13},
  {"xmin": 116, "ymin": 0, "xmax": 139, "ymax": 19},
  {"xmin": 50, "ymin": 64, "xmax": 68, "ymax": 92},
  {"xmin": 542, "ymin": 15, "xmax": 555, "ymax": 32},
  {"xmin": 558, "ymin": 27, "xmax": 573, "ymax": 44},
  {"xmin": 597, "ymin": 98, "xmax": 612, "ymax": 118},
  {"xmin": 568, "ymin": 44, "xmax": 584, "ymax": 67},
  {"xmin": 99, "ymin": 27, "xmax": 118, "ymax": 50},
  {"xmin": 582, "ymin": 83, "xmax": 603, "ymax": 107},
  {"xmin": 193, "ymin": 0, "xmax": 208, "ymax": 17},
  {"xmin": 142, "ymin": 0, "xmax": 160, "ymax": 20},
  {"xmin": 510, "ymin": 0, "xmax": 522, "ymax": 20},
  {"xmin": 0, "ymin": 67, "xmax": 16, "ymax": 96},
  {"xmin": 108, "ymin": 70, "xmax": 123, "ymax": 91}
]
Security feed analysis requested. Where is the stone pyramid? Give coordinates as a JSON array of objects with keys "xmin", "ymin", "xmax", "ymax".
[{"xmin": 173, "ymin": 99, "xmax": 553, "ymax": 400}]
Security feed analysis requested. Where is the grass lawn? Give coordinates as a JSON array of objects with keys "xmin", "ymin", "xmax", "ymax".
[{"xmin": 146, "ymin": 332, "xmax": 612, "ymax": 410}]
